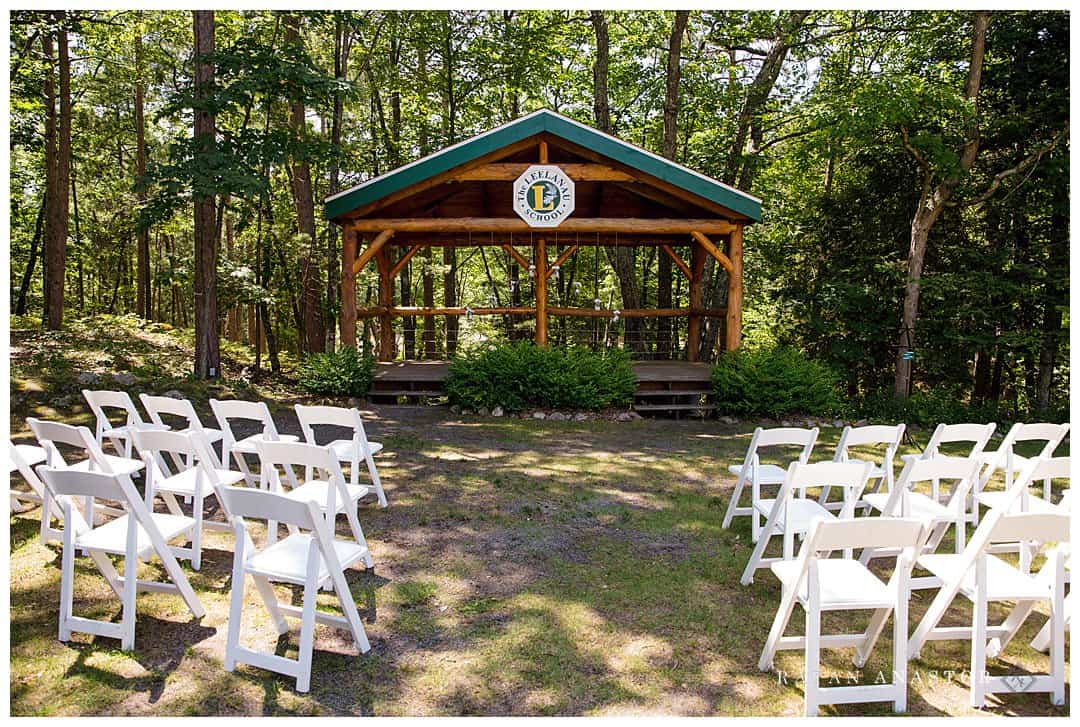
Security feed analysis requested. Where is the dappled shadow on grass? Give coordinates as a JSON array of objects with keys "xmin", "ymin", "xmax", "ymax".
[{"xmin": 9, "ymin": 407, "xmax": 1071, "ymax": 716}]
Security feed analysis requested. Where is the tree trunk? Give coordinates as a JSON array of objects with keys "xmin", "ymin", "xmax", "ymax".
[
  {"xmin": 1036, "ymin": 208, "xmax": 1066, "ymax": 414},
  {"xmin": 134, "ymin": 17, "xmax": 151, "ymax": 320},
  {"xmin": 328, "ymin": 12, "xmax": 352, "ymax": 351},
  {"xmin": 16, "ymin": 193, "xmax": 46, "ymax": 316},
  {"xmin": 192, "ymin": 10, "xmax": 220, "ymax": 378},
  {"xmin": 590, "ymin": 11, "xmax": 611, "ymax": 134},
  {"xmin": 44, "ymin": 18, "xmax": 71, "ymax": 330},
  {"xmin": 656, "ymin": 10, "xmax": 689, "ymax": 359},
  {"xmin": 284, "ymin": 14, "xmax": 325, "ymax": 354},
  {"xmin": 894, "ymin": 11, "xmax": 990, "ymax": 398}
]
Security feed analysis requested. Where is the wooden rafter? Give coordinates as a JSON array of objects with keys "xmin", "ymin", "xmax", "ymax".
[
  {"xmin": 389, "ymin": 244, "xmax": 422, "ymax": 278},
  {"xmin": 349, "ymin": 217, "xmax": 735, "ymax": 235},
  {"xmin": 353, "ymin": 229, "xmax": 395, "ymax": 274},
  {"xmin": 661, "ymin": 244, "xmax": 692, "ymax": 280},
  {"xmin": 690, "ymin": 230, "xmax": 733, "ymax": 274},
  {"xmin": 546, "ymin": 244, "xmax": 580, "ymax": 279},
  {"xmin": 452, "ymin": 163, "xmax": 635, "ymax": 183}
]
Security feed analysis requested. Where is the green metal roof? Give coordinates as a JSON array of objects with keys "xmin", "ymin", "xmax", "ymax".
[{"xmin": 324, "ymin": 109, "xmax": 762, "ymax": 222}]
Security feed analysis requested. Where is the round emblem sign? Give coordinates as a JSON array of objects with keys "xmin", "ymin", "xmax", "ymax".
[{"xmin": 513, "ymin": 165, "xmax": 575, "ymax": 228}]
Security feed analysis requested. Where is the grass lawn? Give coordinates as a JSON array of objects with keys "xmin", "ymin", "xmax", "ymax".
[{"xmin": 7, "ymin": 317, "xmax": 1070, "ymax": 716}]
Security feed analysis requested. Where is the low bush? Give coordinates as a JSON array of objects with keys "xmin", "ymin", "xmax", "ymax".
[
  {"xmin": 297, "ymin": 346, "xmax": 375, "ymax": 397},
  {"xmin": 711, "ymin": 346, "xmax": 842, "ymax": 418},
  {"xmin": 842, "ymin": 385, "xmax": 1048, "ymax": 427},
  {"xmin": 445, "ymin": 341, "xmax": 636, "ymax": 412}
]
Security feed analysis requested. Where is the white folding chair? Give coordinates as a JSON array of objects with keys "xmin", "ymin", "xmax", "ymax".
[
  {"xmin": 28, "ymin": 418, "xmax": 145, "ymax": 538},
  {"xmin": 295, "ymin": 404, "xmax": 387, "ymax": 508},
  {"xmin": 907, "ymin": 506, "xmax": 1069, "ymax": 708},
  {"xmin": 974, "ymin": 423, "xmax": 1068, "ymax": 514},
  {"xmin": 977, "ymin": 456, "xmax": 1070, "ymax": 573},
  {"xmin": 219, "ymin": 485, "xmax": 372, "ymax": 693},
  {"xmin": 758, "ymin": 517, "xmax": 928, "ymax": 716},
  {"xmin": 820, "ymin": 424, "xmax": 904, "ymax": 513},
  {"xmin": 254, "ymin": 440, "xmax": 373, "ymax": 559},
  {"xmin": 860, "ymin": 456, "xmax": 982, "ymax": 560},
  {"xmin": 140, "ymin": 393, "xmax": 225, "ymax": 467},
  {"xmin": 9, "ymin": 441, "xmax": 47, "ymax": 513},
  {"xmin": 209, "ymin": 399, "xmax": 299, "ymax": 488},
  {"xmin": 36, "ymin": 466, "xmax": 205, "ymax": 651},
  {"xmin": 722, "ymin": 426, "xmax": 818, "ymax": 534},
  {"xmin": 130, "ymin": 428, "xmax": 246, "ymax": 570},
  {"xmin": 740, "ymin": 461, "xmax": 872, "ymax": 586},
  {"xmin": 82, "ymin": 389, "xmax": 168, "ymax": 458},
  {"xmin": 900, "ymin": 422, "xmax": 994, "ymax": 510}
]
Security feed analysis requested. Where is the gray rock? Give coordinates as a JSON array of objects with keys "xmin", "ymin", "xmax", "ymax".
[
  {"xmin": 478, "ymin": 407, "xmax": 490, "ymax": 417},
  {"xmin": 54, "ymin": 395, "xmax": 74, "ymax": 407},
  {"xmin": 549, "ymin": 412, "xmax": 568, "ymax": 421},
  {"xmin": 111, "ymin": 372, "xmax": 136, "ymax": 387},
  {"xmin": 450, "ymin": 404, "xmax": 462, "ymax": 414},
  {"xmin": 616, "ymin": 412, "xmax": 634, "ymax": 422},
  {"xmin": 832, "ymin": 419, "xmax": 844, "ymax": 429},
  {"xmin": 77, "ymin": 372, "xmax": 101, "ymax": 386},
  {"xmin": 532, "ymin": 411, "xmax": 547, "ymax": 420},
  {"xmin": 164, "ymin": 389, "xmax": 185, "ymax": 400},
  {"xmin": 573, "ymin": 413, "xmax": 588, "ymax": 422},
  {"xmin": 348, "ymin": 397, "xmax": 366, "ymax": 407},
  {"xmin": 492, "ymin": 406, "xmax": 504, "ymax": 417},
  {"xmin": 855, "ymin": 419, "xmax": 868, "ymax": 427},
  {"xmin": 781, "ymin": 420, "xmax": 793, "ymax": 428}
]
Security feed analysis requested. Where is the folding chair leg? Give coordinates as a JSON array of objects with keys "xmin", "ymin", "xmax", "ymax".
[
  {"xmin": 758, "ymin": 585, "xmax": 798, "ymax": 671},
  {"xmin": 328, "ymin": 564, "xmax": 371, "ymax": 653},
  {"xmin": 892, "ymin": 577, "xmax": 909, "ymax": 712},
  {"xmin": 986, "ymin": 599, "xmax": 1038, "ymax": 658},
  {"xmin": 722, "ymin": 471, "xmax": 748, "ymax": 529},
  {"xmin": 1050, "ymin": 557, "xmax": 1065, "ymax": 706},
  {"xmin": 365, "ymin": 454, "xmax": 387, "ymax": 508},
  {"xmin": 121, "ymin": 551, "xmax": 138, "ymax": 651},
  {"xmin": 970, "ymin": 563, "xmax": 988, "ymax": 708},
  {"xmin": 224, "ymin": 568, "xmax": 246, "ymax": 672},
  {"xmin": 805, "ymin": 593, "xmax": 821, "ymax": 716},
  {"xmin": 252, "ymin": 575, "xmax": 290, "ymax": 635},
  {"xmin": 191, "ymin": 495, "xmax": 203, "ymax": 571},
  {"xmin": 59, "ymin": 525, "xmax": 76, "ymax": 642},
  {"xmin": 741, "ymin": 499, "xmax": 784, "ymax": 586},
  {"xmin": 154, "ymin": 535, "xmax": 205, "ymax": 619},
  {"xmin": 296, "ymin": 564, "xmax": 320, "ymax": 693}
]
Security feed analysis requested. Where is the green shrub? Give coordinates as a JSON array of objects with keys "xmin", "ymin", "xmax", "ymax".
[
  {"xmin": 298, "ymin": 346, "xmax": 375, "ymax": 397},
  {"xmin": 711, "ymin": 346, "xmax": 842, "ymax": 418},
  {"xmin": 445, "ymin": 341, "xmax": 635, "ymax": 412},
  {"xmin": 843, "ymin": 385, "xmax": 1043, "ymax": 427}
]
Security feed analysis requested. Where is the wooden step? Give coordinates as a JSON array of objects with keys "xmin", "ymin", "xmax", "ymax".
[
  {"xmin": 633, "ymin": 403, "xmax": 717, "ymax": 412},
  {"xmin": 634, "ymin": 389, "xmax": 712, "ymax": 398},
  {"xmin": 368, "ymin": 389, "xmax": 446, "ymax": 398}
]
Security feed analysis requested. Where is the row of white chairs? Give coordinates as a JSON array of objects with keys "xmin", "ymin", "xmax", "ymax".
[
  {"xmin": 8, "ymin": 390, "xmax": 391, "ymax": 693},
  {"xmin": 723, "ymin": 424, "xmax": 1070, "ymax": 715}
]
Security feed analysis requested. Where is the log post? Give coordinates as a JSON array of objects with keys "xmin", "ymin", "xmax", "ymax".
[
  {"xmin": 375, "ymin": 246, "xmax": 394, "ymax": 360},
  {"xmin": 687, "ymin": 241, "xmax": 706, "ymax": 362},
  {"xmin": 340, "ymin": 226, "xmax": 357, "ymax": 348},
  {"xmin": 535, "ymin": 237, "xmax": 548, "ymax": 347},
  {"xmin": 726, "ymin": 225, "xmax": 743, "ymax": 350}
]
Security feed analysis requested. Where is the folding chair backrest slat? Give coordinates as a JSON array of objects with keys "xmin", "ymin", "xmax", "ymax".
[
  {"xmin": 788, "ymin": 460, "xmax": 872, "ymax": 492},
  {"xmin": 925, "ymin": 422, "xmax": 995, "ymax": 456},
  {"xmin": 140, "ymin": 394, "xmax": 202, "ymax": 430},
  {"xmin": 1029, "ymin": 456, "xmax": 1070, "ymax": 484},
  {"xmin": 808, "ymin": 516, "xmax": 925, "ymax": 553},
  {"xmin": 28, "ymin": 418, "xmax": 105, "ymax": 468},
  {"xmin": 990, "ymin": 512, "xmax": 1070, "ymax": 545},
  {"xmin": 1013, "ymin": 422, "xmax": 1070, "ymax": 446},
  {"xmin": 294, "ymin": 404, "xmax": 371, "ymax": 449},
  {"xmin": 210, "ymin": 399, "xmax": 279, "ymax": 437},
  {"xmin": 219, "ymin": 485, "xmax": 318, "ymax": 531},
  {"xmin": 257, "ymin": 439, "xmax": 341, "ymax": 473},
  {"xmin": 755, "ymin": 427, "xmax": 818, "ymax": 449},
  {"xmin": 903, "ymin": 456, "xmax": 981, "ymax": 486},
  {"xmin": 40, "ymin": 467, "xmax": 127, "ymax": 502},
  {"xmin": 83, "ymin": 389, "xmax": 142, "ymax": 424},
  {"xmin": 840, "ymin": 424, "xmax": 905, "ymax": 449}
]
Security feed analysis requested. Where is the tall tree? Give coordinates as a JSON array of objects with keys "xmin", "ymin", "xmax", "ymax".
[
  {"xmin": 192, "ymin": 9, "xmax": 220, "ymax": 377},
  {"xmin": 656, "ymin": 10, "xmax": 689, "ymax": 358},
  {"xmin": 134, "ymin": 14, "xmax": 151, "ymax": 320},
  {"xmin": 284, "ymin": 13, "xmax": 325, "ymax": 353},
  {"xmin": 43, "ymin": 14, "xmax": 72, "ymax": 330}
]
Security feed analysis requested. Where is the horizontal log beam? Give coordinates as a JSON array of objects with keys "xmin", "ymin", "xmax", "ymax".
[
  {"xmin": 389, "ymin": 244, "xmax": 422, "ymax": 279},
  {"xmin": 388, "ymin": 306, "xmax": 535, "ymax": 316},
  {"xmin": 348, "ymin": 217, "xmax": 736, "ymax": 235},
  {"xmin": 661, "ymin": 244, "xmax": 692, "ymax": 280},
  {"xmin": 548, "ymin": 307, "xmax": 690, "ymax": 318},
  {"xmin": 690, "ymin": 230, "xmax": 733, "ymax": 274},
  {"xmin": 452, "ymin": 163, "xmax": 636, "ymax": 183},
  {"xmin": 353, "ymin": 229, "xmax": 395, "ymax": 275},
  {"xmin": 354, "ymin": 305, "xmax": 726, "ymax": 319},
  {"xmin": 390, "ymin": 234, "xmax": 688, "ymax": 247}
]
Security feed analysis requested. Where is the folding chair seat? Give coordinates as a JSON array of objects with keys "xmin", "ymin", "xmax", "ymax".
[
  {"xmin": 209, "ymin": 399, "xmax": 299, "ymax": 487},
  {"xmin": 131, "ymin": 428, "xmax": 246, "ymax": 570},
  {"xmin": 860, "ymin": 456, "xmax": 981, "ymax": 560},
  {"xmin": 908, "ymin": 503, "xmax": 1069, "ymax": 708},
  {"xmin": 28, "ymin": 418, "xmax": 144, "ymax": 539},
  {"xmin": 82, "ymin": 389, "xmax": 168, "ymax": 458},
  {"xmin": 255, "ymin": 440, "xmax": 374, "ymax": 559},
  {"xmin": 899, "ymin": 422, "xmax": 994, "ymax": 513},
  {"xmin": 722, "ymin": 426, "xmax": 818, "ymax": 535},
  {"xmin": 219, "ymin": 485, "xmax": 371, "ymax": 693},
  {"xmin": 819, "ymin": 424, "xmax": 904, "ymax": 513},
  {"xmin": 740, "ymin": 460, "xmax": 872, "ymax": 585},
  {"xmin": 36, "ymin": 466, "xmax": 205, "ymax": 651},
  {"xmin": 295, "ymin": 404, "xmax": 387, "ymax": 508},
  {"xmin": 9, "ymin": 441, "xmax": 47, "ymax": 513},
  {"xmin": 140, "ymin": 393, "xmax": 225, "ymax": 466},
  {"xmin": 758, "ymin": 517, "xmax": 928, "ymax": 716}
]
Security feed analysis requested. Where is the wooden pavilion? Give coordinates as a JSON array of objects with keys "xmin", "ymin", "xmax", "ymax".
[{"xmin": 325, "ymin": 109, "xmax": 761, "ymax": 369}]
